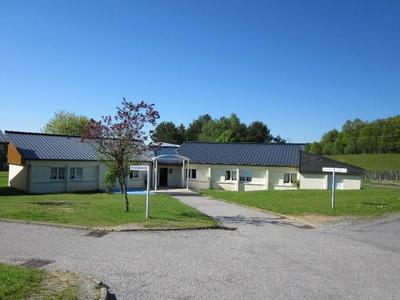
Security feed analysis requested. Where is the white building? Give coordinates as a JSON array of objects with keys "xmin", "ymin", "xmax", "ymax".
[{"xmin": 5, "ymin": 131, "xmax": 364, "ymax": 194}]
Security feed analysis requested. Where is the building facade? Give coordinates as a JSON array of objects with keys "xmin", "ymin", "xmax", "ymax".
[{"xmin": 5, "ymin": 131, "xmax": 364, "ymax": 194}]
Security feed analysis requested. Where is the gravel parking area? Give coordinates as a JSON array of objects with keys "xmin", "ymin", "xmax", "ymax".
[{"xmin": 1, "ymin": 193, "xmax": 400, "ymax": 299}]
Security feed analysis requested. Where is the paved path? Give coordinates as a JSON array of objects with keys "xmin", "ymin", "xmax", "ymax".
[
  {"xmin": 169, "ymin": 190, "xmax": 312, "ymax": 229},
  {"xmin": 1, "ymin": 193, "xmax": 400, "ymax": 299}
]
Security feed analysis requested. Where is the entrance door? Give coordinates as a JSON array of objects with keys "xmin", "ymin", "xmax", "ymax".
[{"xmin": 159, "ymin": 168, "xmax": 168, "ymax": 187}]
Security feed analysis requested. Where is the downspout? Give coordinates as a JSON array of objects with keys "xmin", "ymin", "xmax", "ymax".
[{"xmin": 27, "ymin": 163, "xmax": 31, "ymax": 193}]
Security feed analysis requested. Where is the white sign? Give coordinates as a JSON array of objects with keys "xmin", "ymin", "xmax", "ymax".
[
  {"xmin": 130, "ymin": 165, "xmax": 149, "ymax": 171},
  {"xmin": 322, "ymin": 167, "xmax": 347, "ymax": 174},
  {"xmin": 129, "ymin": 165, "xmax": 151, "ymax": 219}
]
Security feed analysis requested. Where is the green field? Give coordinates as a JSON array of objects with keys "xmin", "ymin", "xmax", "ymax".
[
  {"xmin": 0, "ymin": 192, "xmax": 216, "ymax": 228},
  {"xmin": 202, "ymin": 186, "xmax": 400, "ymax": 217},
  {"xmin": 0, "ymin": 172, "xmax": 215, "ymax": 229},
  {"xmin": 0, "ymin": 171, "xmax": 7, "ymax": 187},
  {"xmin": 0, "ymin": 263, "xmax": 78, "ymax": 299},
  {"xmin": 0, "ymin": 264, "xmax": 45, "ymax": 299},
  {"xmin": 327, "ymin": 154, "xmax": 400, "ymax": 171}
]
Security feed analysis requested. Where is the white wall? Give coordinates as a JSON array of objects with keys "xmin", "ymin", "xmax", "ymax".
[
  {"xmin": 342, "ymin": 175, "xmax": 362, "ymax": 190},
  {"xmin": 28, "ymin": 161, "xmax": 102, "ymax": 194},
  {"xmin": 300, "ymin": 173, "xmax": 327, "ymax": 189},
  {"xmin": 187, "ymin": 164, "xmax": 299, "ymax": 191},
  {"xmin": 300, "ymin": 173, "xmax": 361, "ymax": 190},
  {"xmin": 8, "ymin": 164, "xmax": 28, "ymax": 191},
  {"xmin": 166, "ymin": 166, "xmax": 182, "ymax": 187}
]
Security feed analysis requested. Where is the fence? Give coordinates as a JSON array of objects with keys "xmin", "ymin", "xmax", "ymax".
[{"xmin": 363, "ymin": 170, "xmax": 400, "ymax": 185}]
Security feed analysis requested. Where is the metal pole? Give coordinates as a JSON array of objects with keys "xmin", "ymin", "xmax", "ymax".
[
  {"xmin": 182, "ymin": 160, "xmax": 185, "ymax": 188},
  {"xmin": 331, "ymin": 170, "xmax": 336, "ymax": 209},
  {"xmin": 146, "ymin": 166, "xmax": 150, "ymax": 219},
  {"xmin": 186, "ymin": 160, "xmax": 190, "ymax": 190},
  {"xmin": 154, "ymin": 160, "xmax": 158, "ymax": 191}
]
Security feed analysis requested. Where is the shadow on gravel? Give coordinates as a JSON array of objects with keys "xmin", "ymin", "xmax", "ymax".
[{"xmin": 215, "ymin": 215, "xmax": 313, "ymax": 229}]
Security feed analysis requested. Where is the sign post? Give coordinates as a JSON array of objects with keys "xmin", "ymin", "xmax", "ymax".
[
  {"xmin": 322, "ymin": 167, "xmax": 347, "ymax": 209},
  {"xmin": 130, "ymin": 165, "xmax": 150, "ymax": 219}
]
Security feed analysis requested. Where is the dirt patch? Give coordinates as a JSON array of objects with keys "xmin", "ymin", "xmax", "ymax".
[
  {"xmin": 29, "ymin": 269, "xmax": 101, "ymax": 300},
  {"xmin": 292, "ymin": 214, "xmax": 343, "ymax": 227},
  {"xmin": 100, "ymin": 223, "xmax": 144, "ymax": 231},
  {"xmin": 33, "ymin": 201, "xmax": 73, "ymax": 206},
  {"xmin": 29, "ymin": 269, "xmax": 79, "ymax": 300}
]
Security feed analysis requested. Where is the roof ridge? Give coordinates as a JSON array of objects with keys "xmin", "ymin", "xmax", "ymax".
[{"xmin": 5, "ymin": 130, "xmax": 81, "ymax": 138}]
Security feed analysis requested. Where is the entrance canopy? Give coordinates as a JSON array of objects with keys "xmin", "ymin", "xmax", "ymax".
[{"xmin": 151, "ymin": 154, "xmax": 190, "ymax": 191}]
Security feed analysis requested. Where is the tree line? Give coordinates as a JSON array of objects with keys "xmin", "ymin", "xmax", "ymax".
[
  {"xmin": 307, "ymin": 115, "xmax": 400, "ymax": 155},
  {"xmin": 151, "ymin": 113, "xmax": 286, "ymax": 144},
  {"xmin": 42, "ymin": 111, "xmax": 286, "ymax": 144}
]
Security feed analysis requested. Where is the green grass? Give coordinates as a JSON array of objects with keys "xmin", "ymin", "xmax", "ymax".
[
  {"xmin": 327, "ymin": 154, "xmax": 400, "ymax": 171},
  {"xmin": 0, "ymin": 171, "xmax": 215, "ymax": 228},
  {"xmin": 0, "ymin": 191, "xmax": 215, "ymax": 228},
  {"xmin": 202, "ymin": 186, "xmax": 400, "ymax": 217},
  {"xmin": 0, "ymin": 263, "xmax": 44, "ymax": 299},
  {"xmin": 0, "ymin": 263, "xmax": 79, "ymax": 299},
  {"xmin": 0, "ymin": 171, "xmax": 7, "ymax": 187}
]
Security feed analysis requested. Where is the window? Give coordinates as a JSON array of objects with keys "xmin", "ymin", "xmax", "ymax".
[
  {"xmin": 186, "ymin": 169, "xmax": 196, "ymax": 179},
  {"xmin": 284, "ymin": 173, "xmax": 297, "ymax": 184},
  {"xmin": 70, "ymin": 168, "xmax": 83, "ymax": 180},
  {"xmin": 50, "ymin": 167, "xmax": 66, "ymax": 180},
  {"xmin": 58, "ymin": 168, "xmax": 65, "ymax": 179},
  {"xmin": 168, "ymin": 168, "xmax": 173, "ymax": 174},
  {"xmin": 50, "ymin": 168, "xmax": 57, "ymax": 180},
  {"xmin": 225, "ymin": 170, "xmax": 237, "ymax": 181},
  {"xmin": 240, "ymin": 176, "xmax": 252, "ymax": 182},
  {"xmin": 129, "ymin": 171, "xmax": 139, "ymax": 179},
  {"xmin": 76, "ymin": 168, "xmax": 83, "ymax": 180}
]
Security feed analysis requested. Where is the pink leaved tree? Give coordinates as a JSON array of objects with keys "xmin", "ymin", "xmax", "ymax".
[{"xmin": 82, "ymin": 98, "xmax": 159, "ymax": 212}]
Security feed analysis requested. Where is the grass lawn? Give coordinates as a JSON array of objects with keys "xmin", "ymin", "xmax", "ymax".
[
  {"xmin": 0, "ymin": 171, "xmax": 215, "ymax": 229},
  {"xmin": 0, "ymin": 263, "xmax": 79, "ymax": 299},
  {"xmin": 0, "ymin": 192, "xmax": 215, "ymax": 228},
  {"xmin": 0, "ymin": 263, "xmax": 44, "ymax": 299},
  {"xmin": 202, "ymin": 186, "xmax": 400, "ymax": 217},
  {"xmin": 327, "ymin": 154, "xmax": 400, "ymax": 171},
  {"xmin": 0, "ymin": 171, "xmax": 7, "ymax": 187}
]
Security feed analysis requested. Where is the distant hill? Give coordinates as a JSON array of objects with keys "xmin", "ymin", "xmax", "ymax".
[{"xmin": 327, "ymin": 154, "xmax": 400, "ymax": 171}]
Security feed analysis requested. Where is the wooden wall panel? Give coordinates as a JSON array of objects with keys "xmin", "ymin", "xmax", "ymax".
[{"xmin": 7, "ymin": 143, "xmax": 23, "ymax": 165}]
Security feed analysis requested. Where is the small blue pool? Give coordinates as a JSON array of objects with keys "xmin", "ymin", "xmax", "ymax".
[{"xmin": 112, "ymin": 188, "xmax": 156, "ymax": 195}]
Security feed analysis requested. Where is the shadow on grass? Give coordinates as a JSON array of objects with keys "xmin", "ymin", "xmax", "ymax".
[{"xmin": 0, "ymin": 187, "xmax": 27, "ymax": 196}]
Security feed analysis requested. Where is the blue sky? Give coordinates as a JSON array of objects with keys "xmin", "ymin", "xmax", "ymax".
[{"xmin": 0, "ymin": 0, "xmax": 399, "ymax": 142}]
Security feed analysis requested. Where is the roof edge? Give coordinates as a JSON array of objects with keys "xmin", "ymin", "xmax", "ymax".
[
  {"xmin": 181, "ymin": 141, "xmax": 306, "ymax": 145},
  {"xmin": 5, "ymin": 130, "xmax": 82, "ymax": 138}
]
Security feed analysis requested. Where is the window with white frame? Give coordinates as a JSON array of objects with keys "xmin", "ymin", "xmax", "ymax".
[
  {"xmin": 225, "ymin": 170, "xmax": 237, "ymax": 181},
  {"xmin": 283, "ymin": 173, "xmax": 297, "ymax": 184},
  {"xmin": 50, "ymin": 167, "xmax": 66, "ymax": 180},
  {"xmin": 50, "ymin": 168, "xmax": 57, "ymax": 180},
  {"xmin": 239, "ymin": 171, "xmax": 252, "ymax": 182},
  {"xmin": 186, "ymin": 169, "xmax": 196, "ymax": 179},
  {"xmin": 70, "ymin": 167, "xmax": 83, "ymax": 180}
]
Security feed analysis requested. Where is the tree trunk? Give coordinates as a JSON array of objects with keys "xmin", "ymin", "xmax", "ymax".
[
  {"xmin": 123, "ymin": 181, "xmax": 129, "ymax": 212},
  {"xmin": 119, "ymin": 176, "xmax": 124, "ymax": 194}
]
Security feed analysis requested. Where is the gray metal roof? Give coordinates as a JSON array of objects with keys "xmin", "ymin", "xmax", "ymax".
[
  {"xmin": 5, "ymin": 131, "xmax": 99, "ymax": 161},
  {"xmin": 177, "ymin": 142, "xmax": 306, "ymax": 167},
  {"xmin": 153, "ymin": 145, "xmax": 184, "ymax": 165},
  {"xmin": 5, "ymin": 131, "xmax": 164, "ymax": 162},
  {"xmin": 300, "ymin": 152, "xmax": 364, "ymax": 176},
  {"xmin": 0, "ymin": 130, "xmax": 7, "ymax": 143}
]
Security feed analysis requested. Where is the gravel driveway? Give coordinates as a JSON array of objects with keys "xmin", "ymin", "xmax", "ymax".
[{"xmin": 1, "ymin": 192, "xmax": 400, "ymax": 299}]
